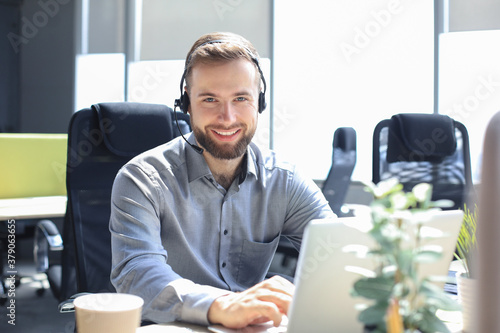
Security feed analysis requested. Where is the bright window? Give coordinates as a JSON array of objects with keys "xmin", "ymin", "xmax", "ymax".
[
  {"xmin": 273, "ymin": 0, "xmax": 434, "ymax": 182},
  {"xmin": 439, "ymin": 30, "xmax": 500, "ymax": 183}
]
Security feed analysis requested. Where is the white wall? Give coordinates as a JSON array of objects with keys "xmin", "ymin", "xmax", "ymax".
[
  {"xmin": 449, "ymin": 0, "xmax": 500, "ymax": 32},
  {"xmin": 140, "ymin": 0, "xmax": 272, "ymax": 60}
]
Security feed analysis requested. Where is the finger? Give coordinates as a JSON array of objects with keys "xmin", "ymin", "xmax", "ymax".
[
  {"xmin": 248, "ymin": 316, "xmax": 274, "ymax": 326},
  {"xmin": 256, "ymin": 292, "xmax": 293, "ymax": 314},
  {"xmin": 258, "ymin": 276, "xmax": 295, "ymax": 296},
  {"xmin": 208, "ymin": 293, "xmax": 284, "ymax": 329},
  {"xmin": 250, "ymin": 301, "xmax": 284, "ymax": 327}
]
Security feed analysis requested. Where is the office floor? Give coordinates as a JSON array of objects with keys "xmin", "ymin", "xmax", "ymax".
[{"xmin": 0, "ymin": 259, "xmax": 75, "ymax": 333}]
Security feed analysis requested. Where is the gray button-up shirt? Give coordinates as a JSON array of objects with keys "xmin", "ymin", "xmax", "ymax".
[{"xmin": 110, "ymin": 134, "xmax": 334, "ymax": 325}]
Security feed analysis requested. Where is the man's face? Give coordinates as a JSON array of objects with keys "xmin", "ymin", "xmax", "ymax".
[{"xmin": 188, "ymin": 58, "xmax": 260, "ymax": 160}]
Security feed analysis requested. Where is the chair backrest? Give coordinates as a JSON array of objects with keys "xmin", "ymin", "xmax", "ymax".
[
  {"xmin": 372, "ymin": 113, "xmax": 473, "ymax": 210},
  {"xmin": 321, "ymin": 127, "xmax": 356, "ymax": 216},
  {"xmin": 63, "ymin": 102, "xmax": 191, "ymax": 298}
]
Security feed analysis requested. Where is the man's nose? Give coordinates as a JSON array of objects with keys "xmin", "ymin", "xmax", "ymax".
[{"xmin": 219, "ymin": 101, "xmax": 237, "ymax": 123}]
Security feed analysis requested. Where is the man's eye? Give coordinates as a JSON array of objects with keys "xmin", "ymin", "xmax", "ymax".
[
  {"xmin": 204, "ymin": 97, "xmax": 216, "ymax": 102},
  {"xmin": 235, "ymin": 97, "xmax": 247, "ymax": 102}
]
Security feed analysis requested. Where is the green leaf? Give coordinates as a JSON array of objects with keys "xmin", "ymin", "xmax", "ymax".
[
  {"xmin": 417, "ymin": 308, "xmax": 451, "ymax": 333},
  {"xmin": 412, "ymin": 183, "xmax": 432, "ymax": 204},
  {"xmin": 456, "ymin": 204, "xmax": 478, "ymax": 278},
  {"xmin": 420, "ymin": 281, "xmax": 461, "ymax": 311},
  {"xmin": 431, "ymin": 199, "xmax": 455, "ymax": 209},
  {"xmin": 395, "ymin": 248, "xmax": 415, "ymax": 272},
  {"xmin": 358, "ymin": 301, "xmax": 389, "ymax": 325},
  {"xmin": 353, "ymin": 277, "xmax": 394, "ymax": 300},
  {"xmin": 390, "ymin": 191, "xmax": 410, "ymax": 210},
  {"xmin": 365, "ymin": 178, "xmax": 403, "ymax": 199},
  {"xmin": 414, "ymin": 249, "xmax": 443, "ymax": 264},
  {"xmin": 369, "ymin": 227, "xmax": 397, "ymax": 253}
]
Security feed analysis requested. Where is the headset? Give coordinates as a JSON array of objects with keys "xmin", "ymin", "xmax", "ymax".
[{"xmin": 174, "ymin": 39, "xmax": 267, "ymax": 114}]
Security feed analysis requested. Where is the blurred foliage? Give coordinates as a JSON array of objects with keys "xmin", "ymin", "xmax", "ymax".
[
  {"xmin": 350, "ymin": 179, "xmax": 460, "ymax": 333},
  {"xmin": 454, "ymin": 204, "xmax": 477, "ymax": 278}
]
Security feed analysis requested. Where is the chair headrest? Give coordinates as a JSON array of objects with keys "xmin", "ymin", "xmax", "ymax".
[
  {"xmin": 93, "ymin": 102, "xmax": 174, "ymax": 157},
  {"xmin": 386, "ymin": 113, "xmax": 457, "ymax": 163},
  {"xmin": 333, "ymin": 127, "xmax": 356, "ymax": 152}
]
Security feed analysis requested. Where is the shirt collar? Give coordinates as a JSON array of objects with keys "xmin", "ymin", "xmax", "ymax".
[
  {"xmin": 185, "ymin": 133, "xmax": 212, "ymax": 183},
  {"xmin": 244, "ymin": 143, "xmax": 258, "ymax": 180}
]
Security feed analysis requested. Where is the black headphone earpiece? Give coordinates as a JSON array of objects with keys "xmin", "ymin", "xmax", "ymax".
[
  {"xmin": 258, "ymin": 91, "xmax": 266, "ymax": 114},
  {"xmin": 175, "ymin": 71, "xmax": 191, "ymax": 114},
  {"xmin": 180, "ymin": 91, "xmax": 190, "ymax": 114},
  {"xmin": 174, "ymin": 39, "xmax": 267, "ymax": 115}
]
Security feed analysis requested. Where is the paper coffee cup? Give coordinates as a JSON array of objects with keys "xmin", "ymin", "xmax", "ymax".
[{"xmin": 74, "ymin": 293, "xmax": 143, "ymax": 333}]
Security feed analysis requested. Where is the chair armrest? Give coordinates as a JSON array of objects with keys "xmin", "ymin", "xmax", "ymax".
[
  {"xmin": 33, "ymin": 219, "xmax": 63, "ymax": 274},
  {"xmin": 58, "ymin": 292, "xmax": 93, "ymax": 313}
]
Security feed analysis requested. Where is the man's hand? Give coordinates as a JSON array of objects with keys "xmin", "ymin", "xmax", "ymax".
[{"xmin": 207, "ymin": 275, "xmax": 295, "ymax": 329}]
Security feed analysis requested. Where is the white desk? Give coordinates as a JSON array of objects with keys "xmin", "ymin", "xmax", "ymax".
[
  {"xmin": 0, "ymin": 196, "xmax": 67, "ymax": 220},
  {"xmin": 137, "ymin": 322, "xmax": 209, "ymax": 332},
  {"xmin": 137, "ymin": 311, "xmax": 462, "ymax": 333}
]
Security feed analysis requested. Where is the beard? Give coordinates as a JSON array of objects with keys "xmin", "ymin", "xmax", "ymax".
[{"xmin": 193, "ymin": 124, "xmax": 255, "ymax": 160}]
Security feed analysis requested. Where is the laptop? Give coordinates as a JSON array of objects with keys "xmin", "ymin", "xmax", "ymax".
[{"xmin": 209, "ymin": 209, "xmax": 463, "ymax": 333}]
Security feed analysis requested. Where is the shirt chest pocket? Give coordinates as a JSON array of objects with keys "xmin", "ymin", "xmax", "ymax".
[{"xmin": 235, "ymin": 236, "xmax": 281, "ymax": 287}]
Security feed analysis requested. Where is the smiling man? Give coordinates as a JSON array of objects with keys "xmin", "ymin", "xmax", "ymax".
[
  {"xmin": 189, "ymin": 57, "xmax": 259, "ymax": 189},
  {"xmin": 110, "ymin": 32, "xmax": 334, "ymax": 329}
]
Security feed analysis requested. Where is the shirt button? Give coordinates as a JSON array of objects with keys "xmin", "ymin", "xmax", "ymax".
[
  {"xmin": 222, "ymin": 262, "xmax": 226, "ymax": 268},
  {"xmin": 223, "ymin": 229, "xmax": 228, "ymax": 235}
]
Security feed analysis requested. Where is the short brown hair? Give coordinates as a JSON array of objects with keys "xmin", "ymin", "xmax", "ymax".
[{"xmin": 183, "ymin": 32, "xmax": 262, "ymax": 91}]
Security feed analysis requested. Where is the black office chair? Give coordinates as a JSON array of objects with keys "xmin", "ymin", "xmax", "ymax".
[
  {"xmin": 34, "ymin": 102, "xmax": 191, "ymax": 305},
  {"xmin": 372, "ymin": 113, "xmax": 473, "ymax": 209},
  {"xmin": 322, "ymin": 127, "xmax": 356, "ymax": 216},
  {"xmin": 270, "ymin": 127, "xmax": 357, "ymax": 278}
]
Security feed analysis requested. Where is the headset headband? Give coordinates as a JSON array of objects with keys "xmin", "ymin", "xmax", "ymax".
[{"xmin": 175, "ymin": 39, "xmax": 267, "ymax": 114}]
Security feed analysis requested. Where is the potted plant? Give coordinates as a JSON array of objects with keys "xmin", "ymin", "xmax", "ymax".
[
  {"xmin": 350, "ymin": 178, "xmax": 460, "ymax": 333},
  {"xmin": 454, "ymin": 204, "xmax": 477, "ymax": 278},
  {"xmin": 454, "ymin": 204, "xmax": 477, "ymax": 332}
]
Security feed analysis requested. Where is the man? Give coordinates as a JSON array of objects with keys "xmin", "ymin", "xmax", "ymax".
[{"xmin": 110, "ymin": 32, "xmax": 334, "ymax": 329}]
